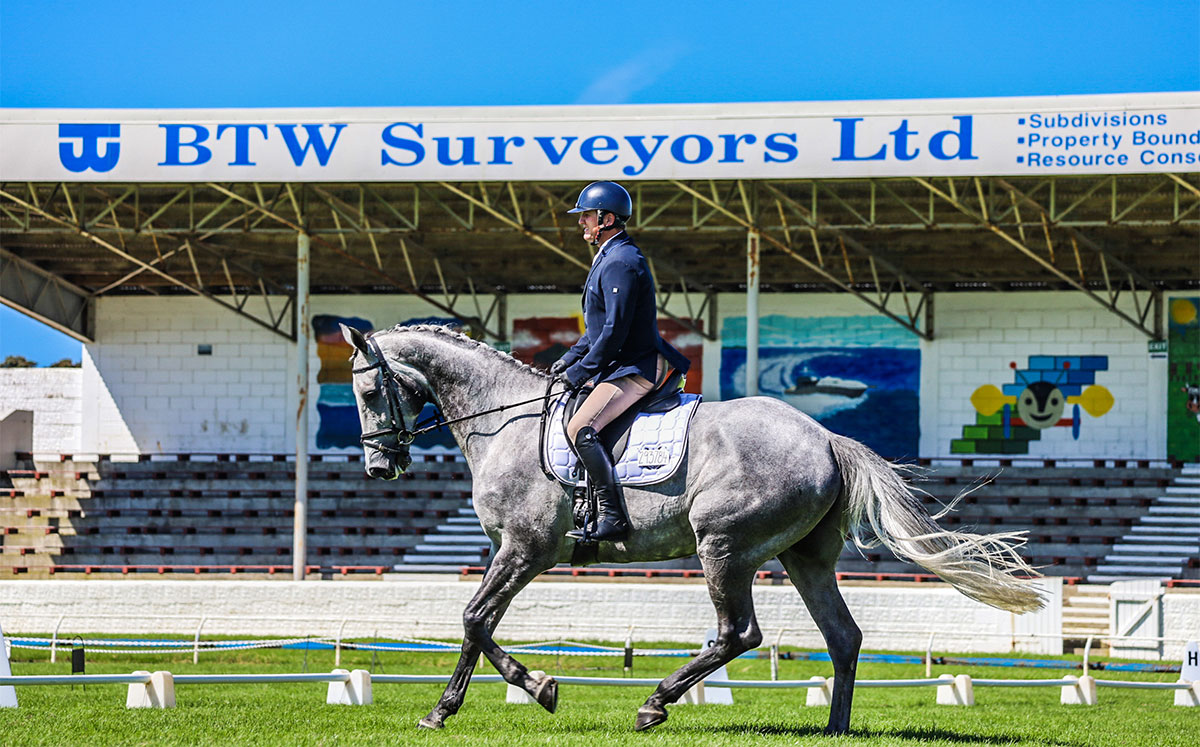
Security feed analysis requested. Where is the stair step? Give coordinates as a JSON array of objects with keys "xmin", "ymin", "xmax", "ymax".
[
  {"xmin": 1113, "ymin": 544, "xmax": 1200, "ymax": 554},
  {"xmin": 455, "ymin": 508, "xmax": 477, "ymax": 517},
  {"xmin": 1157, "ymin": 496, "xmax": 1200, "ymax": 505},
  {"xmin": 1087, "ymin": 574, "xmax": 1170, "ymax": 583},
  {"xmin": 423, "ymin": 535, "xmax": 490, "ymax": 545},
  {"xmin": 403, "ymin": 553, "xmax": 485, "ymax": 564},
  {"xmin": 1122, "ymin": 532, "xmax": 1199, "ymax": 542},
  {"xmin": 389, "ymin": 563, "xmax": 468, "ymax": 573},
  {"xmin": 1177, "ymin": 477, "xmax": 1200, "ymax": 485},
  {"xmin": 1101, "ymin": 555, "xmax": 1188, "ymax": 564},
  {"xmin": 438, "ymin": 524, "xmax": 486, "ymax": 533},
  {"xmin": 446, "ymin": 517, "xmax": 481, "ymax": 525},
  {"xmin": 412, "ymin": 544, "xmax": 486, "ymax": 554},
  {"xmin": 1165, "ymin": 486, "xmax": 1200, "ymax": 495},
  {"xmin": 1148, "ymin": 506, "xmax": 1200, "ymax": 515},
  {"xmin": 1067, "ymin": 597, "xmax": 1109, "ymax": 608},
  {"xmin": 1132, "ymin": 521, "xmax": 1200, "ymax": 533},
  {"xmin": 1093, "ymin": 565, "xmax": 1177, "ymax": 574}
]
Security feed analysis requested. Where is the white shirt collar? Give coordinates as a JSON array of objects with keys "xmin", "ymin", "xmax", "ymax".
[{"xmin": 592, "ymin": 232, "xmax": 623, "ymax": 265}]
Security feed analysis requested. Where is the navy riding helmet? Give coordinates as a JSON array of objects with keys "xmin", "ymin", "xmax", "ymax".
[{"xmin": 567, "ymin": 181, "xmax": 632, "ymax": 222}]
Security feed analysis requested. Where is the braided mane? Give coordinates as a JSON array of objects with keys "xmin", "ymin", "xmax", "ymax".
[{"xmin": 384, "ymin": 323, "xmax": 549, "ymax": 379}]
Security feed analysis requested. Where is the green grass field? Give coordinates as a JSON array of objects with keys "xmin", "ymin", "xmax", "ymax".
[{"xmin": 1, "ymin": 640, "xmax": 1194, "ymax": 746}]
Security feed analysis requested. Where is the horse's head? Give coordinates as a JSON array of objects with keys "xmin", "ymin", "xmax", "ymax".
[{"xmin": 340, "ymin": 323, "xmax": 430, "ymax": 480}]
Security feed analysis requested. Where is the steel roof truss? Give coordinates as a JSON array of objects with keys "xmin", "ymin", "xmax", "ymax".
[{"xmin": 0, "ymin": 244, "xmax": 93, "ymax": 343}]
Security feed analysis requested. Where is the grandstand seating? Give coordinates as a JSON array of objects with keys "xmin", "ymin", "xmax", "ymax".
[{"xmin": 1, "ymin": 453, "xmax": 1195, "ymax": 580}]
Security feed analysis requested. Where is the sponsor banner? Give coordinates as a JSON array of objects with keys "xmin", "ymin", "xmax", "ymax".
[{"xmin": 2, "ymin": 93, "xmax": 1197, "ymax": 182}]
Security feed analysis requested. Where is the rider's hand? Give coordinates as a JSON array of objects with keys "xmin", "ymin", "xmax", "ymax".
[{"xmin": 549, "ymin": 359, "xmax": 568, "ymax": 376}]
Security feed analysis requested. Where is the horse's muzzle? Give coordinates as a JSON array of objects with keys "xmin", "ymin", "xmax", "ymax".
[{"xmin": 365, "ymin": 448, "xmax": 409, "ymax": 481}]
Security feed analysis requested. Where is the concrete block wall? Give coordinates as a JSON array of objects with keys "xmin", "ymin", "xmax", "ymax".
[
  {"xmin": 0, "ymin": 578, "xmax": 1073, "ymax": 655},
  {"xmin": 59, "ymin": 289, "xmax": 1170, "ymax": 459},
  {"xmin": 81, "ymin": 296, "xmax": 293, "ymax": 454},
  {"xmin": 0, "ymin": 369, "xmax": 81, "ymax": 453}
]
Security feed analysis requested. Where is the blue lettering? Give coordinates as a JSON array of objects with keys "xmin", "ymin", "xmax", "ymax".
[
  {"xmin": 580, "ymin": 135, "xmax": 619, "ymax": 165},
  {"xmin": 158, "ymin": 124, "xmax": 211, "ymax": 166},
  {"xmin": 718, "ymin": 133, "xmax": 757, "ymax": 163},
  {"xmin": 670, "ymin": 134, "xmax": 713, "ymax": 164},
  {"xmin": 622, "ymin": 135, "xmax": 668, "ymax": 176},
  {"xmin": 275, "ymin": 124, "xmax": 346, "ymax": 166},
  {"xmin": 533, "ymin": 136, "xmax": 577, "ymax": 164},
  {"xmin": 929, "ymin": 116, "xmax": 977, "ymax": 160},
  {"xmin": 215, "ymin": 124, "xmax": 268, "ymax": 166},
  {"xmin": 763, "ymin": 132, "xmax": 798, "ymax": 163},
  {"xmin": 434, "ymin": 136, "xmax": 479, "ymax": 166},
  {"xmin": 381, "ymin": 122, "xmax": 424, "ymax": 166},
  {"xmin": 889, "ymin": 121, "xmax": 919, "ymax": 160},
  {"xmin": 833, "ymin": 118, "xmax": 886, "ymax": 161},
  {"xmin": 57, "ymin": 123, "xmax": 120, "ymax": 173},
  {"xmin": 488, "ymin": 135, "xmax": 525, "ymax": 165}
]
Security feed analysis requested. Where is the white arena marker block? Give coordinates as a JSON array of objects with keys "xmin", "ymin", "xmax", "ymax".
[
  {"xmin": 327, "ymin": 669, "xmax": 372, "ymax": 706},
  {"xmin": 506, "ymin": 670, "xmax": 544, "ymax": 705},
  {"xmin": 805, "ymin": 676, "xmax": 832, "ymax": 707},
  {"xmin": 1060, "ymin": 675, "xmax": 1097, "ymax": 706},
  {"xmin": 937, "ymin": 674, "xmax": 975, "ymax": 706},
  {"xmin": 1178, "ymin": 640, "xmax": 1199, "ymax": 707},
  {"xmin": 126, "ymin": 671, "xmax": 175, "ymax": 709},
  {"xmin": 0, "ymin": 621, "xmax": 16, "ymax": 708}
]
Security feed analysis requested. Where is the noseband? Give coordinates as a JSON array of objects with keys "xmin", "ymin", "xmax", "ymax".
[{"xmin": 352, "ymin": 335, "xmax": 429, "ymax": 455}]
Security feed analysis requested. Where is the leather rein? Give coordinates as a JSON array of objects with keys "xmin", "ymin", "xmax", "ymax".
[{"xmin": 353, "ymin": 335, "xmax": 568, "ymax": 455}]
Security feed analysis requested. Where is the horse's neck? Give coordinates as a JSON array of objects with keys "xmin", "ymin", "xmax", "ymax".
[{"xmin": 387, "ymin": 329, "xmax": 544, "ymax": 428}]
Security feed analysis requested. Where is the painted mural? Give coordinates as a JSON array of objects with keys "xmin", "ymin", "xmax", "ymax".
[
  {"xmin": 720, "ymin": 315, "xmax": 920, "ymax": 459},
  {"xmin": 1167, "ymin": 297, "xmax": 1200, "ymax": 462},
  {"xmin": 952, "ymin": 355, "xmax": 1114, "ymax": 455},
  {"xmin": 511, "ymin": 316, "xmax": 705, "ymax": 394},
  {"xmin": 312, "ymin": 314, "xmax": 458, "ymax": 450}
]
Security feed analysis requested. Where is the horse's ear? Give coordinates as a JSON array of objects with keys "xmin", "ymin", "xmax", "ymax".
[{"xmin": 340, "ymin": 323, "xmax": 369, "ymax": 355}]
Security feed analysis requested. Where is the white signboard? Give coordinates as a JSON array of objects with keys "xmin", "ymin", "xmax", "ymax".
[
  {"xmin": 1, "ymin": 93, "xmax": 1196, "ymax": 182},
  {"xmin": 0, "ymin": 621, "xmax": 16, "ymax": 708}
]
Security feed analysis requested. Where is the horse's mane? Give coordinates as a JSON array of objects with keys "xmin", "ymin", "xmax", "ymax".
[{"xmin": 383, "ymin": 323, "xmax": 549, "ymax": 379}]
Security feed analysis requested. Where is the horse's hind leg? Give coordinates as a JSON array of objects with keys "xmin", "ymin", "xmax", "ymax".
[
  {"xmin": 635, "ymin": 560, "xmax": 762, "ymax": 731},
  {"xmin": 777, "ymin": 517, "xmax": 862, "ymax": 735}
]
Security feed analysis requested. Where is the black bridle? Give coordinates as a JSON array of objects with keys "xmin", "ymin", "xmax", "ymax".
[
  {"xmin": 353, "ymin": 334, "xmax": 571, "ymax": 456},
  {"xmin": 352, "ymin": 336, "xmax": 436, "ymax": 455}
]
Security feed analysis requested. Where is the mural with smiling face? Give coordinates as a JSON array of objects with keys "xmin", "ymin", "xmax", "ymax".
[{"xmin": 953, "ymin": 356, "xmax": 1114, "ymax": 455}]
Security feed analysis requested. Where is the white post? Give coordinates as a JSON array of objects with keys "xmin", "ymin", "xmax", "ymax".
[
  {"xmin": 335, "ymin": 619, "xmax": 348, "ymax": 667},
  {"xmin": 925, "ymin": 632, "xmax": 936, "ymax": 678},
  {"xmin": 49, "ymin": 614, "xmax": 65, "ymax": 664},
  {"xmin": 192, "ymin": 617, "xmax": 206, "ymax": 665},
  {"xmin": 1082, "ymin": 634, "xmax": 1093, "ymax": 676},
  {"xmin": 294, "ymin": 231, "xmax": 310, "ymax": 581},
  {"xmin": 745, "ymin": 231, "xmax": 760, "ymax": 397},
  {"xmin": 0, "ymin": 620, "xmax": 16, "ymax": 708}
]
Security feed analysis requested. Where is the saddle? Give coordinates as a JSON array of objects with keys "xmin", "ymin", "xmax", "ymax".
[{"xmin": 540, "ymin": 370, "xmax": 703, "ymax": 488}]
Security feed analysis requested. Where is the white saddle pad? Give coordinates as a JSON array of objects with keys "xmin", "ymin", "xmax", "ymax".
[{"xmin": 543, "ymin": 391, "xmax": 702, "ymax": 487}]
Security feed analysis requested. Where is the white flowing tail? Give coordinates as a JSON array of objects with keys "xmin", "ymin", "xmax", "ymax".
[{"xmin": 829, "ymin": 434, "xmax": 1044, "ymax": 613}]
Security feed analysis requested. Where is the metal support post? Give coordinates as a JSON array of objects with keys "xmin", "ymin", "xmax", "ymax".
[
  {"xmin": 746, "ymin": 231, "xmax": 760, "ymax": 397},
  {"xmin": 294, "ymin": 231, "xmax": 310, "ymax": 581}
]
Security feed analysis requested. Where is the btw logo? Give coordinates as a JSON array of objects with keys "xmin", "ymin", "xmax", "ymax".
[{"xmin": 58, "ymin": 124, "xmax": 121, "ymax": 173}]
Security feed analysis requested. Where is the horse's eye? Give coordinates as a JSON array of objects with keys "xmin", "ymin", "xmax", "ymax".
[{"xmin": 361, "ymin": 388, "xmax": 377, "ymax": 397}]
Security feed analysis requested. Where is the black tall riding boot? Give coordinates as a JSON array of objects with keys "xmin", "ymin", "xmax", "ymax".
[{"xmin": 565, "ymin": 426, "xmax": 629, "ymax": 542}]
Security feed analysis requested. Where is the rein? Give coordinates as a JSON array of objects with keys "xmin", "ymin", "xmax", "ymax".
[{"xmin": 355, "ymin": 336, "xmax": 568, "ymax": 452}]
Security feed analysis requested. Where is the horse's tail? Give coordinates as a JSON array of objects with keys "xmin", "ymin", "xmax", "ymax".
[{"xmin": 828, "ymin": 434, "xmax": 1044, "ymax": 613}]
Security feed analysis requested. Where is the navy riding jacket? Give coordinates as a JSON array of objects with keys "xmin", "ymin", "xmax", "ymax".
[{"xmin": 560, "ymin": 231, "xmax": 691, "ymax": 389}]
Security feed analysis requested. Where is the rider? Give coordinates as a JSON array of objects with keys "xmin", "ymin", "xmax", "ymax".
[{"xmin": 550, "ymin": 181, "xmax": 691, "ymax": 542}]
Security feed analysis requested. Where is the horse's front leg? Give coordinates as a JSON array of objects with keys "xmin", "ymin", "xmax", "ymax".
[
  {"xmin": 418, "ymin": 544, "xmax": 555, "ymax": 729},
  {"xmin": 418, "ymin": 597, "xmax": 512, "ymax": 730}
]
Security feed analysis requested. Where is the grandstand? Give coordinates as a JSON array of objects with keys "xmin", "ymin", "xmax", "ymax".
[{"xmin": 3, "ymin": 452, "xmax": 1195, "ymax": 585}]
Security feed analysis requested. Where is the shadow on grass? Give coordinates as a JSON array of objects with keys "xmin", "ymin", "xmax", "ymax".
[{"xmin": 699, "ymin": 722, "xmax": 1080, "ymax": 746}]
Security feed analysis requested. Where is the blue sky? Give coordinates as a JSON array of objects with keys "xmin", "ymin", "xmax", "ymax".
[{"xmin": 1, "ymin": 0, "xmax": 1197, "ymax": 362}]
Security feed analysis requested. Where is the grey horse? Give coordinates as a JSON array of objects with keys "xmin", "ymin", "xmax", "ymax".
[{"xmin": 340, "ymin": 323, "xmax": 1042, "ymax": 735}]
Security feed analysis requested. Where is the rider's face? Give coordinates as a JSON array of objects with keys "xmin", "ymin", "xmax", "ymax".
[{"xmin": 578, "ymin": 210, "xmax": 609, "ymax": 243}]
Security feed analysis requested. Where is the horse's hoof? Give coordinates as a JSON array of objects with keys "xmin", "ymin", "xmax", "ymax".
[
  {"xmin": 417, "ymin": 715, "xmax": 444, "ymax": 730},
  {"xmin": 534, "ymin": 675, "xmax": 558, "ymax": 714},
  {"xmin": 635, "ymin": 704, "xmax": 668, "ymax": 731}
]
